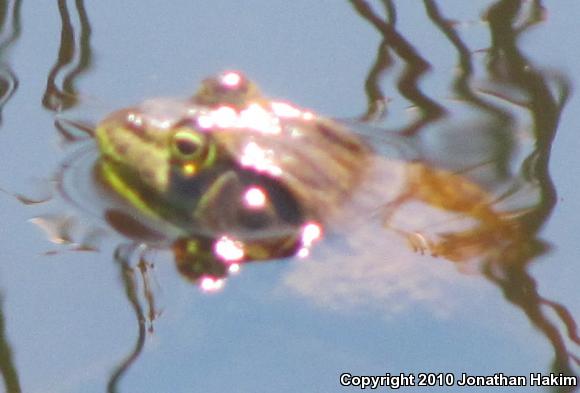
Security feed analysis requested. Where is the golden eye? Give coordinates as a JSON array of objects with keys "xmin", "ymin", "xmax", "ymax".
[{"xmin": 172, "ymin": 130, "xmax": 205, "ymax": 159}]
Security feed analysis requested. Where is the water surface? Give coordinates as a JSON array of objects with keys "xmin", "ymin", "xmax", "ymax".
[{"xmin": 0, "ymin": 1, "xmax": 579, "ymax": 392}]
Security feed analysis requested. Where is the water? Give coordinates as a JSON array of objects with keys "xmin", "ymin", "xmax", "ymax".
[{"xmin": 0, "ymin": 1, "xmax": 578, "ymax": 392}]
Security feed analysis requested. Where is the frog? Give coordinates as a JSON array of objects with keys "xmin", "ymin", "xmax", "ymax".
[
  {"xmin": 93, "ymin": 71, "xmax": 521, "ymax": 287},
  {"xmin": 94, "ymin": 71, "xmax": 375, "ymax": 283}
]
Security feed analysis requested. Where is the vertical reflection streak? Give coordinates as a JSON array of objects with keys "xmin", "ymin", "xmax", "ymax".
[
  {"xmin": 0, "ymin": 0, "xmax": 21, "ymax": 126},
  {"xmin": 106, "ymin": 244, "xmax": 147, "ymax": 393},
  {"xmin": 43, "ymin": 0, "xmax": 92, "ymax": 112},
  {"xmin": 350, "ymin": 0, "xmax": 446, "ymax": 134},
  {"xmin": 353, "ymin": 0, "xmax": 393, "ymax": 121},
  {"xmin": 382, "ymin": 0, "xmax": 396, "ymax": 25},
  {"xmin": 483, "ymin": 0, "xmax": 578, "ymax": 381},
  {"xmin": 359, "ymin": 1, "xmax": 397, "ymax": 121},
  {"xmin": 361, "ymin": 38, "xmax": 391, "ymax": 121},
  {"xmin": 0, "ymin": 0, "xmax": 22, "ymax": 53},
  {"xmin": 0, "ymin": 295, "xmax": 21, "ymax": 393},
  {"xmin": 423, "ymin": 0, "xmax": 515, "ymax": 177},
  {"xmin": 0, "ymin": 1, "xmax": 22, "ymax": 390},
  {"xmin": 62, "ymin": 0, "xmax": 91, "ymax": 98},
  {"xmin": 43, "ymin": 0, "xmax": 75, "ymax": 110}
]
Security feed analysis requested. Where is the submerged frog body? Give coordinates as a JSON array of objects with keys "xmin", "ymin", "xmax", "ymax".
[{"xmin": 95, "ymin": 72, "xmax": 371, "ymax": 280}]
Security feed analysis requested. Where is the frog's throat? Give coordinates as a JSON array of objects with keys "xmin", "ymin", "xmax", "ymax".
[
  {"xmin": 98, "ymin": 159, "xmax": 253, "ymax": 236},
  {"xmin": 98, "ymin": 157, "xmax": 210, "ymax": 229},
  {"xmin": 98, "ymin": 159, "xmax": 166, "ymax": 224}
]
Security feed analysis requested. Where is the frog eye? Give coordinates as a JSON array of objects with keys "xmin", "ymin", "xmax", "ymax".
[
  {"xmin": 172, "ymin": 130, "xmax": 205, "ymax": 159},
  {"xmin": 194, "ymin": 72, "xmax": 261, "ymax": 108}
]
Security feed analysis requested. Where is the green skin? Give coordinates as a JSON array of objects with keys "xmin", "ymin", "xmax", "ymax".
[{"xmin": 94, "ymin": 72, "xmax": 371, "ymax": 278}]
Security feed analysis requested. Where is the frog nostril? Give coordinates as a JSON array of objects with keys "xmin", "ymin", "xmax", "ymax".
[{"xmin": 125, "ymin": 112, "xmax": 145, "ymax": 135}]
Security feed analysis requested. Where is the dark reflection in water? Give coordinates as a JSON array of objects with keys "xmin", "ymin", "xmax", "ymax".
[
  {"xmin": 424, "ymin": 0, "xmax": 515, "ymax": 176},
  {"xmin": 40, "ymin": 3, "xmax": 149, "ymax": 391},
  {"xmin": 0, "ymin": 0, "xmax": 20, "ymax": 126},
  {"xmin": 482, "ymin": 0, "xmax": 577, "ymax": 382},
  {"xmin": 351, "ymin": 0, "xmax": 446, "ymax": 133},
  {"xmin": 351, "ymin": 0, "xmax": 578, "ymax": 387},
  {"xmin": 0, "ymin": 296, "xmax": 21, "ymax": 393},
  {"xmin": 106, "ymin": 244, "xmax": 150, "ymax": 393},
  {"xmin": 0, "ymin": 0, "xmax": 578, "ymax": 392},
  {"xmin": 42, "ymin": 0, "xmax": 92, "ymax": 113},
  {"xmin": 0, "ymin": 1, "xmax": 22, "ymax": 392},
  {"xmin": 354, "ymin": 0, "xmax": 395, "ymax": 122}
]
